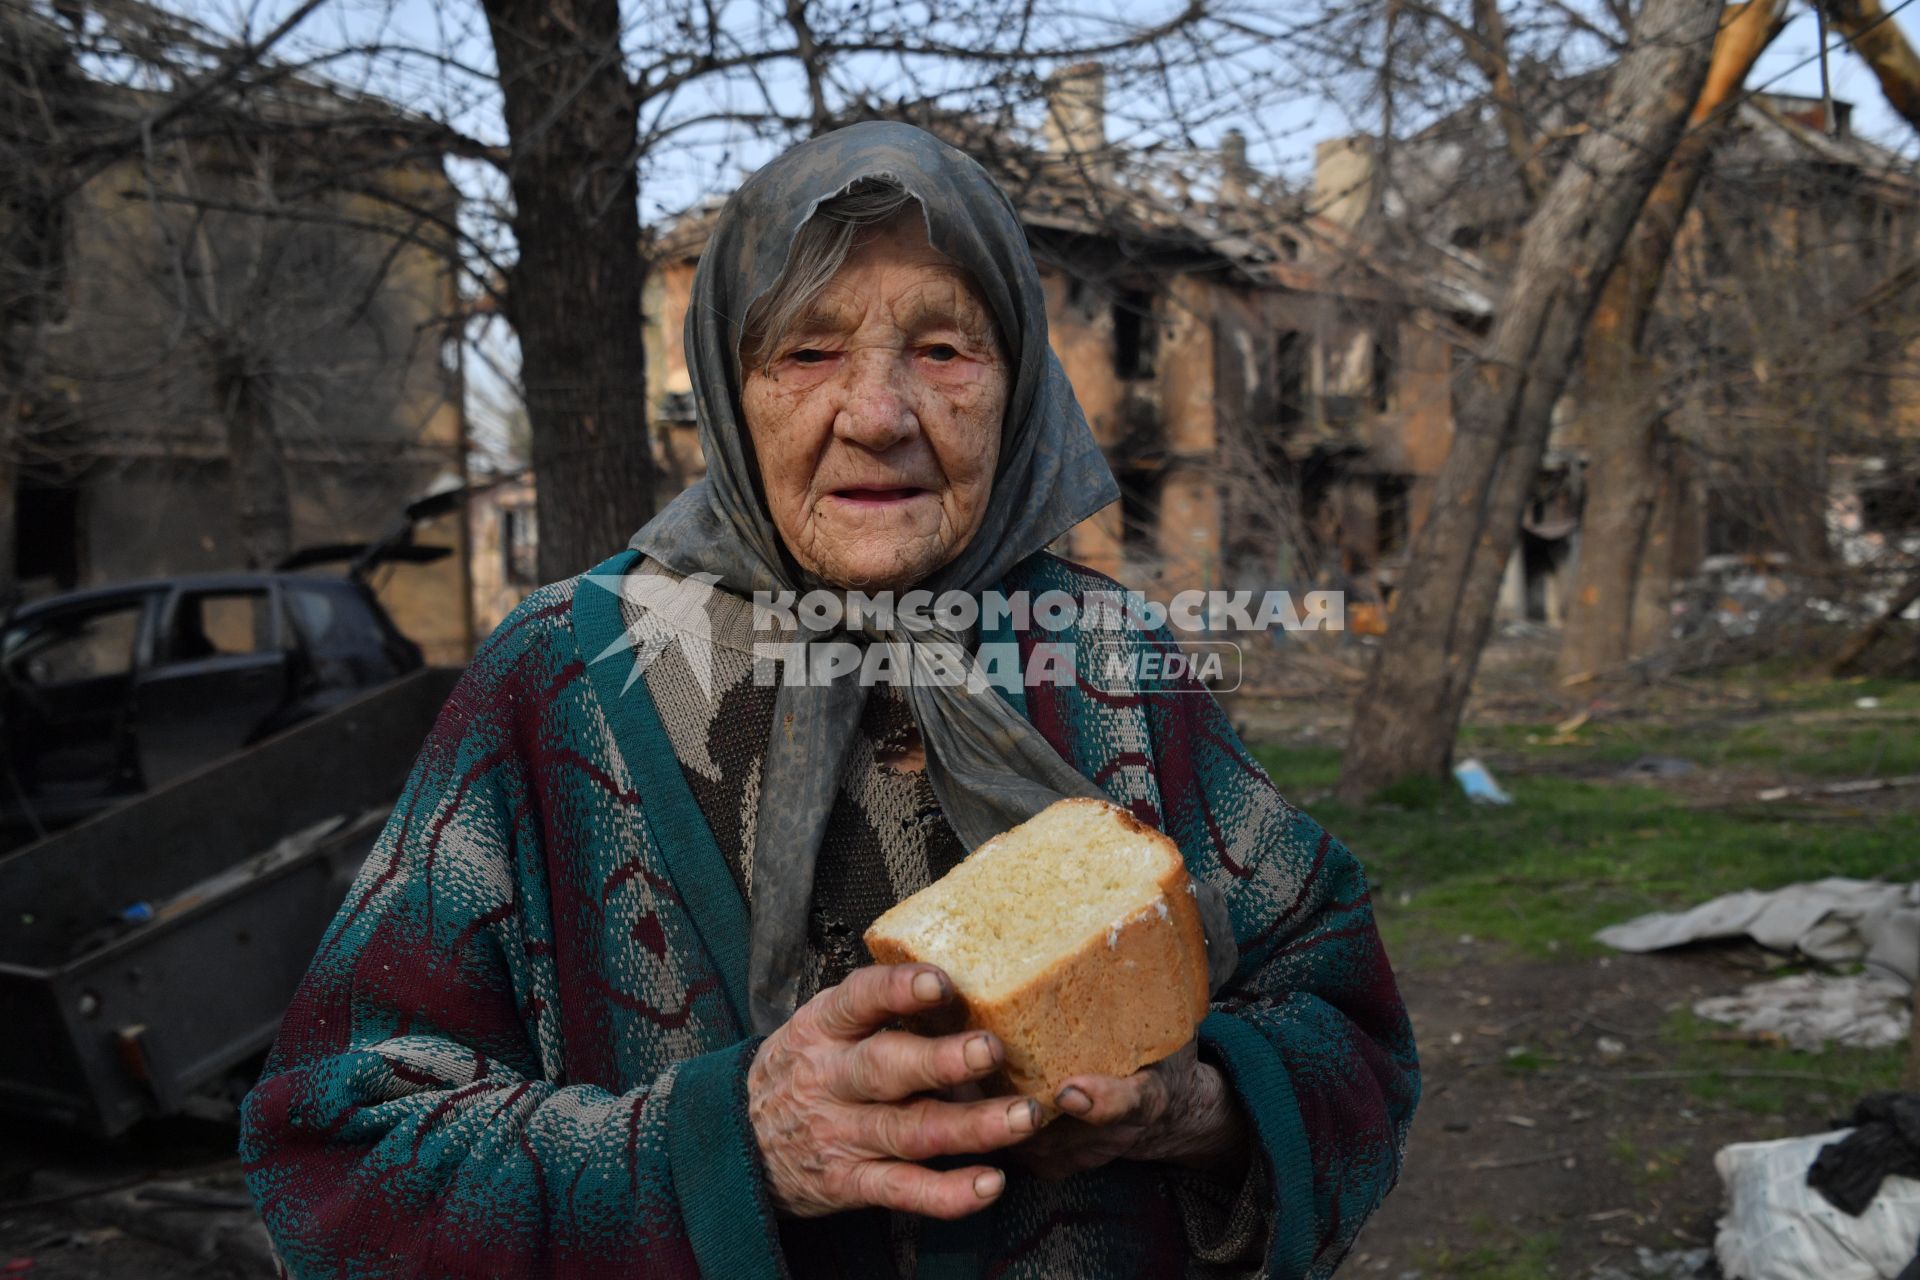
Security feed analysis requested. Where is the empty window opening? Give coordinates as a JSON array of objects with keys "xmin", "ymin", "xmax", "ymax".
[
  {"xmin": 1369, "ymin": 331, "xmax": 1397, "ymax": 413},
  {"xmin": 1377, "ymin": 475, "xmax": 1412, "ymax": 557},
  {"xmin": 1118, "ymin": 469, "xmax": 1163, "ymax": 557},
  {"xmin": 1276, "ymin": 330, "xmax": 1310, "ymax": 430},
  {"xmin": 1112, "ymin": 290, "xmax": 1158, "ymax": 381}
]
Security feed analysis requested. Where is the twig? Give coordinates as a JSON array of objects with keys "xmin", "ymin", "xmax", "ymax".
[
  {"xmin": 1540, "ymin": 1067, "xmax": 1868, "ymax": 1084},
  {"xmin": 135, "ymin": 1186, "xmax": 255, "ymax": 1211},
  {"xmin": 1455, "ymin": 1147, "xmax": 1595, "ymax": 1172},
  {"xmin": 1758, "ymin": 775, "xmax": 1920, "ymax": 801},
  {"xmin": 0, "ymin": 1173, "xmax": 151, "ymax": 1212}
]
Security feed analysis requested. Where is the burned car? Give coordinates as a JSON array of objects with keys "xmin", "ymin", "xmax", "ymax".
[{"xmin": 1, "ymin": 569, "xmax": 424, "ymax": 843}]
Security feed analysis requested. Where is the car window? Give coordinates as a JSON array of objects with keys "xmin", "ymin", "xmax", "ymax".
[
  {"xmin": 284, "ymin": 582, "xmax": 386, "ymax": 658},
  {"xmin": 4, "ymin": 602, "xmax": 143, "ymax": 687},
  {"xmin": 163, "ymin": 590, "xmax": 274, "ymax": 663}
]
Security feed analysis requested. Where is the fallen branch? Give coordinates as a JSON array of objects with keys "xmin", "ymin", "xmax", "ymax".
[
  {"xmin": 1542, "ymin": 1067, "xmax": 1868, "ymax": 1084},
  {"xmin": 1456, "ymin": 1147, "xmax": 1595, "ymax": 1172},
  {"xmin": 1757, "ymin": 775, "xmax": 1920, "ymax": 802}
]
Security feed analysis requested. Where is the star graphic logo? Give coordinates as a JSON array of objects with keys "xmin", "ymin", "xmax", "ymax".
[{"xmin": 581, "ymin": 570, "xmax": 724, "ymax": 698}]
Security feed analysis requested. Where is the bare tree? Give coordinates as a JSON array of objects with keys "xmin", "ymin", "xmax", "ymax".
[
  {"xmin": 478, "ymin": 0, "xmax": 649, "ymax": 582},
  {"xmin": 1822, "ymin": 0, "xmax": 1920, "ymax": 133},
  {"xmin": 0, "ymin": 1, "xmax": 105, "ymax": 599},
  {"xmin": 1337, "ymin": 0, "xmax": 1724, "ymax": 802},
  {"xmin": 1556, "ymin": 0, "xmax": 1790, "ymax": 679},
  {"xmin": 452, "ymin": 0, "xmax": 1289, "ymax": 578}
]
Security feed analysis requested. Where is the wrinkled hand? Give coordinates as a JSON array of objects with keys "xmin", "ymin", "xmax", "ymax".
[
  {"xmin": 748, "ymin": 964, "xmax": 1042, "ymax": 1220},
  {"xmin": 1007, "ymin": 1041, "xmax": 1250, "ymax": 1181}
]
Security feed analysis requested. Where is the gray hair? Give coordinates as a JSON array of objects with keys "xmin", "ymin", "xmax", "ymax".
[{"xmin": 739, "ymin": 177, "xmax": 919, "ymax": 373}]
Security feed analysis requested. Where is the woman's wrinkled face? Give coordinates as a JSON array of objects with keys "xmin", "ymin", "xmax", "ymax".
[{"xmin": 741, "ymin": 210, "xmax": 1008, "ymax": 591}]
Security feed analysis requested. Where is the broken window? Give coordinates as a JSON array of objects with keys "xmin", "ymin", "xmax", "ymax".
[
  {"xmin": 5, "ymin": 602, "xmax": 142, "ymax": 688},
  {"xmin": 1276, "ymin": 330, "xmax": 1309, "ymax": 430},
  {"xmin": 1112, "ymin": 290, "xmax": 1157, "ymax": 381},
  {"xmin": 162, "ymin": 590, "xmax": 275, "ymax": 664},
  {"xmin": 1118, "ymin": 469, "xmax": 1163, "ymax": 557},
  {"xmin": 15, "ymin": 484, "xmax": 79, "ymax": 589},
  {"xmin": 503, "ymin": 506, "xmax": 539, "ymax": 586},
  {"xmin": 1377, "ymin": 475, "xmax": 1412, "ymax": 557},
  {"xmin": 1861, "ymin": 482, "xmax": 1920, "ymax": 535},
  {"xmin": 1369, "ymin": 329, "xmax": 1397, "ymax": 413}
]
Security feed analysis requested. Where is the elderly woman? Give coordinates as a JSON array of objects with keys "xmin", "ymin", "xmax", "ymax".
[{"xmin": 240, "ymin": 121, "xmax": 1417, "ymax": 1278}]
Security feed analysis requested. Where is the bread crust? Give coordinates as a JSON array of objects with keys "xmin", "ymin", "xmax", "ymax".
[{"xmin": 865, "ymin": 799, "xmax": 1210, "ymax": 1111}]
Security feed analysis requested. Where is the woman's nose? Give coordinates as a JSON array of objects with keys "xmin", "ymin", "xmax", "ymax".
[{"xmin": 832, "ymin": 351, "xmax": 916, "ymax": 449}]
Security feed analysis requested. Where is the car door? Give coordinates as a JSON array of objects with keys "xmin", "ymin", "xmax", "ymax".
[
  {"xmin": 135, "ymin": 584, "xmax": 293, "ymax": 788},
  {"xmin": 1, "ymin": 594, "xmax": 151, "ymax": 809}
]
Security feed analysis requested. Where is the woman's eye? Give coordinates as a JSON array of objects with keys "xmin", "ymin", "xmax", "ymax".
[
  {"xmin": 789, "ymin": 348, "xmax": 831, "ymax": 365},
  {"xmin": 924, "ymin": 344, "xmax": 959, "ymax": 362}
]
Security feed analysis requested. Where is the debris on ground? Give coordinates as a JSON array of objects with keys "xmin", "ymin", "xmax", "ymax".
[
  {"xmin": 1715, "ymin": 1129, "xmax": 1920, "ymax": 1280},
  {"xmin": 1595, "ymin": 878, "xmax": 1920, "ymax": 982},
  {"xmin": 1589, "ymin": 1245, "xmax": 1712, "ymax": 1279},
  {"xmin": 1693, "ymin": 972, "xmax": 1911, "ymax": 1051},
  {"xmin": 1809, "ymin": 1094, "xmax": 1920, "ymax": 1216},
  {"xmin": 22, "ymin": 1173, "xmax": 272, "ymax": 1278},
  {"xmin": 1452, "ymin": 757, "xmax": 1513, "ymax": 805},
  {"xmin": 1622, "ymin": 754, "xmax": 1699, "ymax": 779},
  {"xmin": 1757, "ymin": 774, "xmax": 1920, "ymax": 802}
]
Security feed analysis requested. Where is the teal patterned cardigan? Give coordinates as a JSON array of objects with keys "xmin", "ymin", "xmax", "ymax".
[{"xmin": 239, "ymin": 549, "xmax": 1419, "ymax": 1278}]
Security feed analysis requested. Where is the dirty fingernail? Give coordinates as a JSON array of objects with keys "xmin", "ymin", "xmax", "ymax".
[
  {"xmin": 1008, "ymin": 1099, "xmax": 1040, "ymax": 1133},
  {"xmin": 973, "ymin": 1169, "xmax": 1005, "ymax": 1198},
  {"xmin": 964, "ymin": 1034, "xmax": 996, "ymax": 1071},
  {"xmin": 1056, "ymin": 1086, "xmax": 1092, "ymax": 1115},
  {"xmin": 912, "ymin": 970, "xmax": 946, "ymax": 1002}
]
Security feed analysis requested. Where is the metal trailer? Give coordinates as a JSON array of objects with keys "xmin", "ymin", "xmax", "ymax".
[{"xmin": 0, "ymin": 666, "xmax": 460, "ymax": 1136}]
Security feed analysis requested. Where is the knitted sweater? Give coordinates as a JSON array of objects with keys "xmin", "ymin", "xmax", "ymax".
[
  {"xmin": 626, "ymin": 556, "xmax": 1269, "ymax": 1274},
  {"xmin": 239, "ymin": 549, "xmax": 1419, "ymax": 1278}
]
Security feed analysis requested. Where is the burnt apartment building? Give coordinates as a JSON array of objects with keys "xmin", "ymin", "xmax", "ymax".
[
  {"xmin": 641, "ymin": 67, "xmax": 1492, "ymax": 603},
  {"xmin": 6, "ymin": 1, "xmax": 473, "ymax": 662},
  {"xmin": 1382, "ymin": 80, "xmax": 1920, "ymax": 622}
]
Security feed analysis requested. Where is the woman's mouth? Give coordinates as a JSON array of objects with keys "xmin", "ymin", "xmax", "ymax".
[{"xmin": 828, "ymin": 486, "xmax": 930, "ymax": 507}]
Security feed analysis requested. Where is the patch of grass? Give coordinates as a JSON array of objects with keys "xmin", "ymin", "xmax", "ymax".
[
  {"xmin": 1627, "ymin": 1143, "xmax": 1689, "ymax": 1188},
  {"xmin": 1501, "ymin": 1047, "xmax": 1548, "ymax": 1073},
  {"xmin": 1448, "ymin": 673, "xmax": 1920, "ymax": 781},
  {"xmin": 1661, "ymin": 1009, "xmax": 1905, "ymax": 1116},
  {"xmin": 1249, "ymin": 743, "xmax": 1920, "ymax": 960},
  {"xmin": 1413, "ymin": 1226, "xmax": 1561, "ymax": 1279}
]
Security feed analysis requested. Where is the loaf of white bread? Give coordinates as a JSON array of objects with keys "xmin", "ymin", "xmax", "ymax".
[{"xmin": 864, "ymin": 797, "xmax": 1209, "ymax": 1109}]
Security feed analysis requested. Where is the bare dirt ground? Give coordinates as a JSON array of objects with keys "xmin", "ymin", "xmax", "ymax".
[
  {"xmin": 1351, "ymin": 948, "xmax": 1836, "ymax": 1279},
  {"xmin": 0, "ymin": 1115, "xmax": 259, "ymax": 1277}
]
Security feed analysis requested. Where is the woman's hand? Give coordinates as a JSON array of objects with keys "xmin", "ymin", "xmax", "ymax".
[
  {"xmin": 748, "ymin": 964, "xmax": 1042, "ymax": 1220},
  {"xmin": 1007, "ymin": 1041, "xmax": 1251, "ymax": 1182}
]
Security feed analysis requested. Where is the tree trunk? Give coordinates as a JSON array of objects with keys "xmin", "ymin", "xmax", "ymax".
[
  {"xmin": 1627, "ymin": 429, "xmax": 1683, "ymax": 655},
  {"xmin": 1821, "ymin": 0, "xmax": 1920, "ymax": 136},
  {"xmin": 1556, "ymin": 0, "xmax": 1788, "ymax": 681},
  {"xmin": 1831, "ymin": 565, "xmax": 1920, "ymax": 675},
  {"xmin": 217, "ymin": 355, "xmax": 292, "ymax": 570},
  {"xmin": 1336, "ymin": 0, "xmax": 1723, "ymax": 804},
  {"xmin": 481, "ymin": 0, "xmax": 654, "ymax": 583}
]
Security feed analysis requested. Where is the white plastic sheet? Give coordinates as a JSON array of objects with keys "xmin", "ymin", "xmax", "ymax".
[
  {"xmin": 1695, "ymin": 972, "xmax": 1912, "ymax": 1051},
  {"xmin": 1595, "ymin": 879, "xmax": 1920, "ymax": 984},
  {"xmin": 1715, "ymin": 1130, "xmax": 1920, "ymax": 1280}
]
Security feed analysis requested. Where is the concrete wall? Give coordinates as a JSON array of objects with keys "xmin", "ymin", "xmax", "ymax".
[{"xmin": 28, "ymin": 133, "xmax": 473, "ymax": 662}]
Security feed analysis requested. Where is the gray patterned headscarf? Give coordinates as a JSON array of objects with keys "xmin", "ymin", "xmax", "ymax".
[{"xmin": 631, "ymin": 120, "xmax": 1123, "ymax": 1034}]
